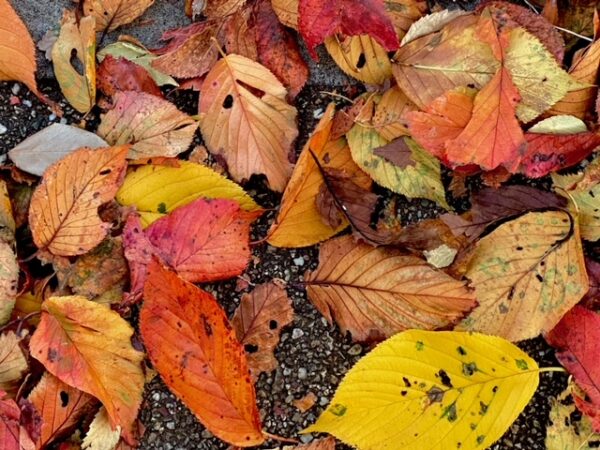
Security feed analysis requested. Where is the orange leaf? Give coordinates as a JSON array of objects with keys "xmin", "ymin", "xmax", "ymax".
[
  {"xmin": 232, "ymin": 282, "xmax": 294, "ymax": 379},
  {"xmin": 29, "ymin": 296, "xmax": 145, "ymax": 444},
  {"xmin": 141, "ymin": 260, "xmax": 264, "ymax": 447},
  {"xmin": 82, "ymin": 0, "xmax": 154, "ymax": 32},
  {"xmin": 29, "ymin": 146, "xmax": 129, "ymax": 256},
  {"xmin": 28, "ymin": 372, "xmax": 95, "ymax": 449}
]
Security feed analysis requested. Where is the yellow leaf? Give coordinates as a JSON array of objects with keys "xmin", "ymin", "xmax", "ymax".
[
  {"xmin": 116, "ymin": 161, "xmax": 260, "ymax": 227},
  {"xmin": 456, "ymin": 210, "xmax": 587, "ymax": 341},
  {"xmin": 97, "ymin": 91, "xmax": 198, "ymax": 159},
  {"xmin": 82, "ymin": 407, "xmax": 121, "ymax": 450},
  {"xmin": 272, "ymin": 0, "xmax": 298, "ymax": 29},
  {"xmin": 0, "ymin": 242, "xmax": 18, "ymax": 325},
  {"xmin": 528, "ymin": 115, "xmax": 588, "ymax": 134},
  {"xmin": 83, "ymin": 0, "xmax": 154, "ymax": 32},
  {"xmin": 29, "ymin": 146, "xmax": 129, "ymax": 256},
  {"xmin": 305, "ymin": 330, "xmax": 539, "ymax": 450},
  {"xmin": 372, "ymin": 85, "xmax": 416, "ymax": 141},
  {"xmin": 325, "ymin": 35, "xmax": 392, "ymax": 85},
  {"xmin": 0, "ymin": 332, "xmax": 28, "ymax": 398},
  {"xmin": 267, "ymin": 104, "xmax": 371, "ymax": 247},
  {"xmin": 52, "ymin": 11, "xmax": 96, "ymax": 114},
  {"xmin": 198, "ymin": 54, "xmax": 298, "ymax": 192}
]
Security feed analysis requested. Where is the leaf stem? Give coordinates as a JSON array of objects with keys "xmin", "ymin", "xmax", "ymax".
[{"xmin": 539, "ymin": 366, "xmax": 567, "ymax": 373}]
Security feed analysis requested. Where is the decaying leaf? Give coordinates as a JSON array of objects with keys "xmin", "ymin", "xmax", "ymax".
[
  {"xmin": 199, "ymin": 54, "xmax": 298, "ymax": 192},
  {"xmin": 371, "ymin": 85, "xmax": 416, "ymax": 140},
  {"xmin": 0, "ymin": 332, "xmax": 27, "ymax": 398},
  {"xmin": 141, "ymin": 260, "xmax": 264, "ymax": 446},
  {"xmin": 8, "ymin": 124, "xmax": 108, "ymax": 177},
  {"xmin": 305, "ymin": 235, "xmax": 476, "ymax": 342},
  {"xmin": 82, "ymin": 407, "xmax": 120, "ymax": 450},
  {"xmin": 98, "ymin": 91, "xmax": 198, "ymax": 159},
  {"xmin": 305, "ymin": 330, "xmax": 539, "ymax": 450},
  {"xmin": 457, "ymin": 210, "xmax": 588, "ymax": 341},
  {"xmin": 52, "ymin": 11, "xmax": 96, "ymax": 113},
  {"xmin": 29, "ymin": 146, "xmax": 128, "ymax": 256},
  {"xmin": 283, "ymin": 437, "xmax": 336, "ymax": 449},
  {"xmin": 232, "ymin": 282, "xmax": 294, "ymax": 379},
  {"xmin": 0, "ymin": 243, "xmax": 18, "ymax": 326},
  {"xmin": 97, "ymin": 55, "xmax": 162, "ymax": 98},
  {"xmin": 116, "ymin": 161, "xmax": 259, "ymax": 227},
  {"xmin": 29, "ymin": 296, "xmax": 145, "ymax": 443},
  {"xmin": 0, "ymin": 390, "xmax": 35, "ymax": 450},
  {"xmin": 83, "ymin": 0, "xmax": 154, "ymax": 32}
]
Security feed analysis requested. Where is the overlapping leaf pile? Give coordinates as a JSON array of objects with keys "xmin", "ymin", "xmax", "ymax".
[{"xmin": 1, "ymin": 0, "xmax": 600, "ymax": 448}]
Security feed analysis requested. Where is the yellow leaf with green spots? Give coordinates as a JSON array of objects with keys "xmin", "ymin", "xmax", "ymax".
[
  {"xmin": 456, "ymin": 210, "xmax": 587, "ymax": 341},
  {"xmin": 116, "ymin": 161, "xmax": 260, "ymax": 227},
  {"xmin": 305, "ymin": 330, "xmax": 539, "ymax": 450}
]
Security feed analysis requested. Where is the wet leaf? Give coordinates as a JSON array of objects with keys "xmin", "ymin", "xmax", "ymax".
[
  {"xmin": 199, "ymin": 54, "xmax": 298, "ymax": 192},
  {"xmin": 141, "ymin": 261, "xmax": 264, "ymax": 446},
  {"xmin": 29, "ymin": 146, "xmax": 128, "ymax": 256},
  {"xmin": 52, "ymin": 11, "xmax": 96, "ymax": 114},
  {"xmin": 232, "ymin": 282, "xmax": 294, "ymax": 379},
  {"xmin": 305, "ymin": 235, "xmax": 476, "ymax": 342},
  {"xmin": 8, "ymin": 124, "xmax": 108, "ymax": 177},
  {"xmin": 29, "ymin": 296, "xmax": 145, "ymax": 443},
  {"xmin": 116, "ymin": 161, "xmax": 259, "ymax": 227},
  {"xmin": 83, "ymin": 0, "xmax": 154, "ymax": 32},
  {"xmin": 0, "ymin": 332, "xmax": 27, "ymax": 398},
  {"xmin": 305, "ymin": 330, "xmax": 539, "ymax": 449},
  {"xmin": 97, "ymin": 55, "xmax": 162, "ymax": 98},
  {"xmin": 98, "ymin": 91, "xmax": 198, "ymax": 159},
  {"xmin": 456, "ymin": 210, "xmax": 587, "ymax": 341}
]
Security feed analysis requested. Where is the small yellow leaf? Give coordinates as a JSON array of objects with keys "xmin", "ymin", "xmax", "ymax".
[
  {"xmin": 116, "ymin": 161, "xmax": 260, "ymax": 227},
  {"xmin": 83, "ymin": 0, "xmax": 154, "ymax": 32},
  {"xmin": 305, "ymin": 330, "xmax": 539, "ymax": 450},
  {"xmin": 82, "ymin": 406, "xmax": 121, "ymax": 450},
  {"xmin": 52, "ymin": 10, "xmax": 96, "ymax": 114},
  {"xmin": 528, "ymin": 115, "xmax": 588, "ymax": 134},
  {"xmin": 0, "ymin": 242, "xmax": 18, "ymax": 325},
  {"xmin": 0, "ymin": 332, "xmax": 28, "ymax": 398}
]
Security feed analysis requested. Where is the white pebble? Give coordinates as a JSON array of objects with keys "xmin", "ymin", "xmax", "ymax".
[
  {"xmin": 293, "ymin": 256, "xmax": 305, "ymax": 266},
  {"xmin": 313, "ymin": 108, "xmax": 324, "ymax": 119},
  {"xmin": 48, "ymin": 113, "xmax": 56, "ymax": 121},
  {"xmin": 0, "ymin": 124, "xmax": 7, "ymax": 135},
  {"xmin": 11, "ymin": 83, "xmax": 20, "ymax": 95},
  {"xmin": 23, "ymin": 99, "xmax": 32, "ymax": 107},
  {"xmin": 292, "ymin": 328, "xmax": 304, "ymax": 339}
]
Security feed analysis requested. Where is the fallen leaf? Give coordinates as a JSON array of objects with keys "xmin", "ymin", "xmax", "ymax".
[
  {"xmin": 373, "ymin": 137, "xmax": 416, "ymax": 168},
  {"xmin": 267, "ymin": 104, "xmax": 371, "ymax": 247},
  {"xmin": 272, "ymin": 0, "xmax": 299, "ymax": 28},
  {"xmin": 37, "ymin": 29, "xmax": 58, "ymax": 61},
  {"xmin": 141, "ymin": 260, "xmax": 264, "ymax": 446},
  {"xmin": 305, "ymin": 235, "xmax": 476, "ymax": 342},
  {"xmin": 199, "ymin": 54, "xmax": 298, "ymax": 192},
  {"xmin": 98, "ymin": 91, "xmax": 198, "ymax": 159},
  {"xmin": 52, "ymin": 11, "xmax": 96, "ymax": 113},
  {"xmin": 28, "ymin": 372, "xmax": 95, "ymax": 449},
  {"xmin": 456, "ymin": 210, "xmax": 588, "ymax": 341},
  {"xmin": 401, "ymin": 9, "xmax": 469, "ymax": 45},
  {"xmin": 82, "ymin": 407, "xmax": 120, "ymax": 450},
  {"xmin": 298, "ymin": 0, "xmax": 399, "ymax": 59},
  {"xmin": 116, "ymin": 161, "xmax": 259, "ymax": 227},
  {"xmin": 0, "ymin": 332, "xmax": 27, "ymax": 398},
  {"xmin": 97, "ymin": 55, "xmax": 162, "ymax": 98},
  {"xmin": 29, "ymin": 296, "xmax": 145, "ymax": 443},
  {"xmin": 371, "ymin": 85, "xmax": 416, "ymax": 140},
  {"xmin": 0, "ymin": 0, "xmax": 48, "ymax": 105},
  {"xmin": 97, "ymin": 42, "xmax": 178, "ymax": 87},
  {"xmin": 305, "ymin": 330, "xmax": 539, "ymax": 449},
  {"xmin": 223, "ymin": 5, "xmax": 258, "ymax": 60},
  {"xmin": 582, "ymin": 257, "xmax": 600, "ymax": 309},
  {"xmin": 29, "ymin": 146, "xmax": 128, "ymax": 256},
  {"xmin": 232, "ymin": 282, "xmax": 294, "ymax": 379},
  {"xmin": 0, "ymin": 243, "xmax": 18, "ymax": 325},
  {"xmin": 83, "ymin": 0, "xmax": 154, "ymax": 32},
  {"xmin": 284, "ymin": 437, "xmax": 336, "ymax": 449},
  {"xmin": 547, "ymin": 306, "xmax": 600, "ymax": 431},
  {"xmin": 203, "ymin": 0, "xmax": 245, "ymax": 17},
  {"xmin": 292, "ymin": 392, "xmax": 317, "ymax": 413},
  {"xmin": 0, "ymin": 391, "xmax": 35, "ymax": 450},
  {"xmin": 8, "ymin": 124, "xmax": 108, "ymax": 177}
]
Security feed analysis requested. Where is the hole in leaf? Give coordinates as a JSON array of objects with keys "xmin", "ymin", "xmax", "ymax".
[
  {"xmin": 269, "ymin": 320, "xmax": 278, "ymax": 330},
  {"xmin": 60, "ymin": 391, "xmax": 69, "ymax": 407},
  {"xmin": 69, "ymin": 49, "xmax": 85, "ymax": 76},
  {"xmin": 244, "ymin": 343, "xmax": 259, "ymax": 353},
  {"xmin": 99, "ymin": 169, "xmax": 112, "ymax": 176}
]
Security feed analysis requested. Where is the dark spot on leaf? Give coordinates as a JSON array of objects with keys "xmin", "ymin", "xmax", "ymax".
[
  {"xmin": 330, "ymin": 403, "xmax": 347, "ymax": 416},
  {"xmin": 47, "ymin": 348, "xmax": 59, "ymax": 362},
  {"xmin": 457, "ymin": 346, "xmax": 467, "ymax": 356},
  {"xmin": 516, "ymin": 359, "xmax": 529, "ymax": 370},
  {"xmin": 590, "ymin": 190, "xmax": 595, "ymax": 198},
  {"xmin": 535, "ymin": 274, "xmax": 544, "ymax": 282},
  {"xmin": 99, "ymin": 169, "xmax": 111, "ymax": 175},
  {"xmin": 356, "ymin": 53, "xmax": 366, "ymax": 69},
  {"xmin": 244, "ymin": 343, "xmax": 259, "ymax": 353},
  {"xmin": 479, "ymin": 401, "xmax": 488, "ymax": 415},
  {"xmin": 492, "ymin": 385, "xmax": 498, "ymax": 393},
  {"xmin": 442, "ymin": 402, "xmax": 458, "ymax": 422},
  {"xmin": 60, "ymin": 391, "xmax": 69, "ymax": 407},
  {"xmin": 403, "ymin": 377, "xmax": 411, "ymax": 387},
  {"xmin": 201, "ymin": 314, "xmax": 212, "ymax": 336},
  {"xmin": 222, "ymin": 94, "xmax": 234, "ymax": 109},
  {"xmin": 427, "ymin": 386, "xmax": 444, "ymax": 403},
  {"xmin": 157, "ymin": 202, "xmax": 167, "ymax": 214},
  {"xmin": 470, "ymin": 423, "xmax": 477, "ymax": 430},
  {"xmin": 269, "ymin": 320, "xmax": 278, "ymax": 330},
  {"xmin": 415, "ymin": 341, "xmax": 424, "ymax": 351},
  {"xmin": 476, "ymin": 435, "xmax": 485, "ymax": 445},
  {"xmin": 516, "ymin": 246, "xmax": 523, "ymax": 251},
  {"xmin": 436, "ymin": 369, "xmax": 453, "ymax": 388},
  {"xmin": 462, "ymin": 362, "xmax": 478, "ymax": 376},
  {"xmin": 401, "ymin": 390, "xmax": 407, "ymax": 396}
]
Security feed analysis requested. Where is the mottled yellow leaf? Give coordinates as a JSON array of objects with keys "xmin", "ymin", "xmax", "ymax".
[
  {"xmin": 82, "ymin": 407, "xmax": 121, "ymax": 450},
  {"xmin": 0, "ymin": 332, "xmax": 27, "ymax": 398},
  {"xmin": 371, "ymin": 85, "xmax": 416, "ymax": 141},
  {"xmin": 116, "ymin": 161, "xmax": 259, "ymax": 227},
  {"xmin": 0, "ymin": 242, "xmax": 18, "ymax": 326},
  {"xmin": 306, "ymin": 330, "xmax": 539, "ymax": 450}
]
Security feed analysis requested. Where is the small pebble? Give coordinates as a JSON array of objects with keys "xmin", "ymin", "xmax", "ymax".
[
  {"xmin": 348, "ymin": 344, "xmax": 363, "ymax": 356},
  {"xmin": 0, "ymin": 124, "xmax": 6, "ymax": 135},
  {"xmin": 313, "ymin": 108, "xmax": 324, "ymax": 119},
  {"xmin": 298, "ymin": 368, "xmax": 307, "ymax": 380},
  {"xmin": 48, "ymin": 113, "xmax": 57, "ymax": 121},
  {"xmin": 292, "ymin": 328, "xmax": 304, "ymax": 339},
  {"xmin": 11, "ymin": 83, "xmax": 20, "ymax": 95},
  {"xmin": 319, "ymin": 396, "xmax": 329, "ymax": 406},
  {"xmin": 23, "ymin": 99, "xmax": 32, "ymax": 107},
  {"xmin": 165, "ymin": 422, "xmax": 175, "ymax": 430},
  {"xmin": 293, "ymin": 256, "xmax": 305, "ymax": 266},
  {"xmin": 300, "ymin": 434, "xmax": 314, "ymax": 444}
]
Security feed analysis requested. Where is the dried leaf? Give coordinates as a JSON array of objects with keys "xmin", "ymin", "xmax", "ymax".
[
  {"xmin": 98, "ymin": 91, "xmax": 197, "ymax": 159},
  {"xmin": 203, "ymin": 0, "xmax": 245, "ymax": 18},
  {"xmin": 141, "ymin": 261, "xmax": 264, "ymax": 446},
  {"xmin": 232, "ymin": 282, "xmax": 294, "ymax": 378},
  {"xmin": 0, "ymin": 243, "xmax": 18, "ymax": 326},
  {"xmin": 305, "ymin": 235, "xmax": 476, "ymax": 342},
  {"xmin": 401, "ymin": 9, "xmax": 469, "ymax": 45},
  {"xmin": 29, "ymin": 146, "xmax": 128, "ymax": 256},
  {"xmin": 29, "ymin": 296, "xmax": 145, "ymax": 443},
  {"xmin": 0, "ymin": 332, "xmax": 27, "ymax": 398},
  {"xmin": 9, "ymin": 124, "xmax": 108, "ymax": 177},
  {"xmin": 83, "ymin": 0, "xmax": 154, "ymax": 32},
  {"xmin": 52, "ymin": 11, "xmax": 96, "ymax": 113},
  {"xmin": 371, "ymin": 85, "xmax": 416, "ymax": 140},
  {"xmin": 456, "ymin": 210, "xmax": 588, "ymax": 341},
  {"xmin": 82, "ymin": 407, "xmax": 120, "ymax": 450},
  {"xmin": 97, "ymin": 55, "xmax": 162, "ymax": 98},
  {"xmin": 0, "ymin": 391, "xmax": 35, "ymax": 450},
  {"xmin": 373, "ymin": 138, "xmax": 416, "ymax": 169},
  {"xmin": 272, "ymin": 0, "xmax": 299, "ymax": 28},
  {"xmin": 199, "ymin": 54, "xmax": 298, "ymax": 192}
]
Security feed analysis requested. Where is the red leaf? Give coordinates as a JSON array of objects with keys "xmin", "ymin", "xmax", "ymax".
[
  {"xmin": 97, "ymin": 55, "xmax": 162, "ymax": 98},
  {"xmin": 582, "ymin": 258, "xmax": 600, "ymax": 309},
  {"xmin": 546, "ymin": 305, "xmax": 600, "ymax": 431},
  {"xmin": 298, "ymin": 0, "xmax": 398, "ymax": 58},
  {"xmin": 141, "ymin": 260, "xmax": 264, "ymax": 446},
  {"xmin": 0, "ymin": 391, "xmax": 35, "ymax": 450}
]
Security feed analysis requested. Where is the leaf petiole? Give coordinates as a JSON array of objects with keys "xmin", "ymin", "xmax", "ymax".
[{"xmin": 538, "ymin": 367, "xmax": 567, "ymax": 374}]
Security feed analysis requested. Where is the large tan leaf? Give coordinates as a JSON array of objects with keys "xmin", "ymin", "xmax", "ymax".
[
  {"xmin": 28, "ymin": 372, "xmax": 95, "ymax": 449},
  {"xmin": 97, "ymin": 91, "xmax": 198, "ymax": 159},
  {"xmin": 52, "ymin": 11, "xmax": 96, "ymax": 114},
  {"xmin": 267, "ymin": 104, "xmax": 371, "ymax": 247},
  {"xmin": 271, "ymin": 0, "xmax": 298, "ymax": 28},
  {"xmin": 0, "ymin": 0, "xmax": 44, "ymax": 100},
  {"xmin": 0, "ymin": 243, "xmax": 18, "ymax": 325},
  {"xmin": 29, "ymin": 146, "xmax": 128, "ymax": 256},
  {"xmin": 457, "ymin": 210, "xmax": 588, "ymax": 341},
  {"xmin": 198, "ymin": 54, "xmax": 298, "ymax": 192},
  {"xmin": 29, "ymin": 296, "xmax": 145, "ymax": 443},
  {"xmin": 0, "ymin": 332, "xmax": 27, "ymax": 398},
  {"xmin": 305, "ymin": 235, "xmax": 476, "ymax": 342},
  {"xmin": 372, "ymin": 85, "xmax": 416, "ymax": 140},
  {"xmin": 83, "ymin": 0, "xmax": 154, "ymax": 32}
]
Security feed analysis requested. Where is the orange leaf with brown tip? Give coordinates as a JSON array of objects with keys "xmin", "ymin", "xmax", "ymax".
[
  {"xmin": 29, "ymin": 146, "xmax": 128, "ymax": 256},
  {"xmin": 141, "ymin": 261, "xmax": 264, "ymax": 447}
]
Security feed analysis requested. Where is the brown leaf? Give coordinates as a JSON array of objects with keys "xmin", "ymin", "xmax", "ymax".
[
  {"xmin": 305, "ymin": 235, "xmax": 476, "ymax": 342},
  {"xmin": 203, "ymin": 0, "xmax": 246, "ymax": 18},
  {"xmin": 83, "ymin": 0, "xmax": 154, "ymax": 32},
  {"xmin": 232, "ymin": 282, "xmax": 294, "ymax": 379},
  {"xmin": 97, "ymin": 55, "xmax": 162, "ymax": 98},
  {"xmin": 223, "ymin": 6, "xmax": 258, "ymax": 60},
  {"xmin": 373, "ymin": 137, "xmax": 416, "ymax": 168},
  {"xmin": 29, "ymin": 146, "xmax": 129, "ymax": 256},
  {"xmin": 292, "ymin": 392, "xmax": 317, "ymax": 412}
]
